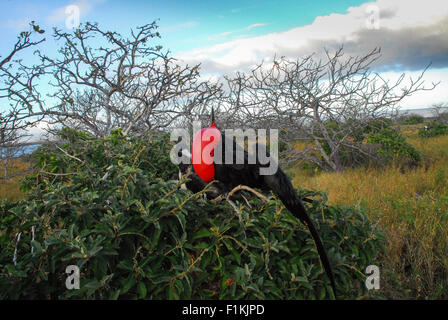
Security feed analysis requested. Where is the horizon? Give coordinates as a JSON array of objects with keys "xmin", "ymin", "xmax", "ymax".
[{"xmin": 14, "ymin": 105, "xmax": 448, "ymax": 147}]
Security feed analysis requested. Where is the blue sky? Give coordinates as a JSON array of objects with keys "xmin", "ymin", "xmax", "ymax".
[
  {"xmin": 1, "ymin": 0, "xmax": 448, "ymax": 110},
  {"xmin": 0, "ymin": 0, "xmax": 368, "ymax": 53}
]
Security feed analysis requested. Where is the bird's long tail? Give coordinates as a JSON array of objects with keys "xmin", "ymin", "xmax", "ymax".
[
  {"xmin": 299, "ymin": 207, "xmax": 337, "ymax": 297},
  {"xmin": 264, "ymin": 169, "xmax": 337, "ymax": 297}
]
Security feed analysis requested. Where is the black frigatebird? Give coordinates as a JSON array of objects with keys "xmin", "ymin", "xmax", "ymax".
[{"xmin": 178, "ymin": 109, "xmax": 337, "ymax": 296}]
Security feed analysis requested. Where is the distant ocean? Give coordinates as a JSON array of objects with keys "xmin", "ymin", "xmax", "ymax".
[
  {"xmin": 4, "ymin": 143, "xmax": 41, "ymax": 156},
  {"xmin": 397, "ymin": 107, "xmax": 448, "ymax": 118},
  {"xmin": 23, "ymin": 144, "xmax": 40, "ymax": 154}
]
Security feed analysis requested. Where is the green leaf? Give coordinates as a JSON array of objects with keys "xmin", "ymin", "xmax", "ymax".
[
  {"xmin": 122, "ymin": 276, "xmax": 136, "ymax": 294},
  {"xmin": 31, "ymin": 240, "xmax": 42, "ymax": 254},
  {"xmin": 137, "ymin": 282, "xmax": 147, "ymax": 299},
  {"xmin": 192, "ymin": 228, "xmax": 213, "ymax": 240}
]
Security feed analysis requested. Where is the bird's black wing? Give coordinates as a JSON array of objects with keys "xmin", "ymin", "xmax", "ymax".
[
  {"xmin": 215, "ymin": 134, "xmax": 337, "ymax": 295},
  {"xmin": 179, "ymin": 133, "xmax": 337, "ymax": 296}
]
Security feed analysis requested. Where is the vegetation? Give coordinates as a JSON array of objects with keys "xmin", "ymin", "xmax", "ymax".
[
  {"xmin": 367, "ymin": 127, "xmax": 421, "ymax": 165},
  {"xmin": 291, "ymin": 128, "xmax": 448, "ymax": 299},
  {"xmin": 1, "ymin": 119, "xmax": 447, "ymax": 300},
  {"xmin": 0, "ymin": 158, "xmax": 32, "ymax": 201},
  {"xmin": 0, "ymin": 129, "xmax": 384, "ymax": 299},
  {"xmin": 0, "ymin": 19, "xmax": 446, "ymax": 300},
  {"xmin": 419, "ymin": 121, "xmax": 448, "ymax": 138},
  {"xmin": 0, "ymin": 120, "xmax": 448, "ymax": 299},
  {"xmin": 289, "ymin": 118, "xmax": 420, "ymax": 174},
  {"xmin": 401, "ymin": 114, "xmax": 425, "ymax": 125}
]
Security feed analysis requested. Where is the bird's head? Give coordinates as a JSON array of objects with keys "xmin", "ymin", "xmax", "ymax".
[{"xmin": 192, "ymin": 108, "xmax": 221, "ymax": 182}]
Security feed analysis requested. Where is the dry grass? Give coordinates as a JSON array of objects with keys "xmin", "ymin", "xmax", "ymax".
[
  {"xmin": 289, "ymin": 132, "xmax": 448, "ymax": 298},
  {"xmin": 0, "ymin": 158, "xmax": 31, "ymax": 201}
]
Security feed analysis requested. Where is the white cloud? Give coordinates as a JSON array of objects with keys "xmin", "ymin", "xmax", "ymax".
[
  {"xmin": 245, "ymin": 23, "xmax": 269, "ymax": 30},
  {"xmin": 176, "ymin": 0, "xmax": 448, "ymax": 74},
  {"xmin": 175, "ymin": 0, "xmax": 448, "ymax": 108},
  {"xmin": 378, "ymin": 68, "xmax": 448, "ymax": 109},
  {"xmin": 25, "ymin": 119, "xmax": 54, "ymax": 142},
  {"xmin": 207, "ymin": 23, "xmax": 269, "ymax": 41}
]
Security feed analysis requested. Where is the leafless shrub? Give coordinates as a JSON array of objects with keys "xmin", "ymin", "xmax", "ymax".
[
  {"xmin": 0, "ymin": 22, "xmax": 45, "ymax": 179},
  {"xmin": 216, "ymin": 47, "xmax": 437, "ymax": 171},
  {"xmin": 431, "ymin": 103, "xmax": 448, "ymax": 123},
  {"xmin": 2, "ymin": 21, "xmax": 222, "ymax": 138}
]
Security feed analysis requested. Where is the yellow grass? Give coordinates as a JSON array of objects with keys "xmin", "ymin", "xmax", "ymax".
[
  {"xmin": 0, "ymin": 158, "xmax": 30, "ymax": 201},
  {"xmin": 289, "ymin": 133, "xmax": 448, "ymax": 298}
]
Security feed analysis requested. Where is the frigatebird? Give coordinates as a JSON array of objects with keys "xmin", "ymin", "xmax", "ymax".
[{"xmin": 178, "ymin": 109, "xmax": 337, "ymax": 296}]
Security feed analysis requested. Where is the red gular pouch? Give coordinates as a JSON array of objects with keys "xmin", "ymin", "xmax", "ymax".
[{"xmin": 192, "ymin": 123, "xmax": 221, "ymax": 182}]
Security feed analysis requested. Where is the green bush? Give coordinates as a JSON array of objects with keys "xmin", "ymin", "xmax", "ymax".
[
  {"xmin": 368, "ymin": 128, "xmax": 421, "ymax": 164},
  {"xmin": 317, "ymin": 118, "xmax": 397, "ymax": 169},
  {"xmin": 419, "ymin": 121, "xmax": 448, "ymax": 138},
  {"xmin": 0, "ymin": 128, "xmax": 384, "ymax": 299},
  {"xmin": 402, "ymin": 114, "xmax": 425, "ymax": 125},
  {"xmin": 352, "ymin": 117, "xmax": 393, "ymax": 141}
]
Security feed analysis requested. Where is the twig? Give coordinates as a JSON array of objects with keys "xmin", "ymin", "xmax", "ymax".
[
  {"xmin": 226, "ymin": 184, "xmax": 269, "ymax": 202},
  {"xmin": 55, "ymin": 145, "xmax": 83, "ymax": 163},
  {"xmin": 31, "ymin": 226, "xmax": 35, "ymax": 255},
  {"xmin": 13, "ymin": 232, "xmax": 22, "ymax": 266},
  {"xmin": 210, "ymin": 194, "xmax": 225, "ymax": 204},
  {"xmin": 226, "ymin": 198, "xmax": 248, "ymax": 244},
  {"xmin": 241, "ymin": 194, "xmax": 252, "ymax": 208},
  {"xmin": 55, "ymin": 144, "xmax": 95, "ymax": 176},
  {"xmin": 226, "ymin": 198, "xmax": 242, "ymax": 221},
  {"xmin": 39, "ymin": 170, "xmax": 76, "ymax": 176}
]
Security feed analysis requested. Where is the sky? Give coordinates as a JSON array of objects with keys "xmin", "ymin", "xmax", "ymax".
[{"xmin": 1, "ymin": 0, "xmax": 448, "ymax": 114}]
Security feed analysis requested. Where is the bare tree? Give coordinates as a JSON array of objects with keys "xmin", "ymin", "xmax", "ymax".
[
  {"xmin": 0, "ymin": 22, "xmax": 45, "ymax": 70},
  {"xmin": 431, "ymin": 102, "xmax": 448, "ymax": 123},
  {"xmin": 217, "ymin": 47, "xmax": 437, "ymax": 171},
  {"xmin": 2, "ymin": 21, "xmax": 221, "ymax": 138},
  {"xmin": 0, "ymin": 22, "xmax": 45, "ymax": 179}
]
